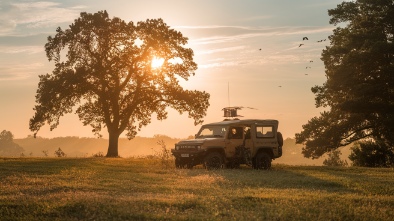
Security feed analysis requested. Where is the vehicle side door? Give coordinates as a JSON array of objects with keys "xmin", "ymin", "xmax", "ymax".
[
  {"xmin": 224, "ymin": 126, "xmax": 244, "ymax": 158},
  {"xmin": 252, "ymin": 124, "xmax": 277, "ymax": 156}
]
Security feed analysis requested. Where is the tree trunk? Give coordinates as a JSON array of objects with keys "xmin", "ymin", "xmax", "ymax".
[{"xmin": 106, "ymin": 130, "xmax": 120, "ymax": 157}]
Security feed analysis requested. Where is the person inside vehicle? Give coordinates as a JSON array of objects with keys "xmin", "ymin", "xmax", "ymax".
[{"xmin": 229, "ymin": 127, "xmax": 242, "ymax": 139}]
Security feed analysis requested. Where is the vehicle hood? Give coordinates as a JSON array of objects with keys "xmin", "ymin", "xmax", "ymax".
[{"xmin": 176, "ymin": 138, "xmax": 221, "ymax": 145}]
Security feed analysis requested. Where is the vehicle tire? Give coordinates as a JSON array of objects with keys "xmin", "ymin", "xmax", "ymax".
[
  {"xmin": 226, "ymin": 161, "xmax": 240, "ymax": 169},
  {"xmin": 277, "ymin": 132, "xmax": 284, "ymax": 147},
  {"xmin": 175, "ymin": 158, "xmax": 187, "ymax": 169},
  {"xmin": 204, "ymin": 152, "xmax": 224, "ymax": 170},
  {"xmin": 254, "ymin": 152, "xmax": 272, "ymax": 170}
]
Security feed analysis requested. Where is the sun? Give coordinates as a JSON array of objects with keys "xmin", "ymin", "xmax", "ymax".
[{"xmin": 151, "ymin": 57, "xmax": 164, "ymax": 69}]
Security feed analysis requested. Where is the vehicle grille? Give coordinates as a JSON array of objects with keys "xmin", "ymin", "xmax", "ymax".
[{"xmin": 175, "ymin": 145, "xmax": 200, "ymax": 151}]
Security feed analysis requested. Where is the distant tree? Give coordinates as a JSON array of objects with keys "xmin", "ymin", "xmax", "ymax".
[
  {"xmin": 0, "ymin": 130, "xmax": 13, "ymax": 143},
  {"xmin": 323, "ymin": 149, "xmax": 348, "ymax": 167},
  {"xmin": 296, "ymin": 0, "xmax": 394, "ymax": 159},
  {"xmin": 349, "ymin": 140, "xmax": 394, "ymax": 167},
  {"xmin": 42, "ymin": 150, "xmax": 49, "ymax": 157},
  {"xmin": 54, "ymin": 148, "xmax": 66, "ymax": 157},
  {"xmin": 0, "ymin": 130, "xmax": 24, "ymax": 157},
  {"xmin": 29, "ymin": 11, "xmax": 210, "ymax": 157}
]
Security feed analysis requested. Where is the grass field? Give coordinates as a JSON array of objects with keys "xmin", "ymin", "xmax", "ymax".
[{"xmin": 0, "ymin": 157, "xmax": 393, "ymax": 220}]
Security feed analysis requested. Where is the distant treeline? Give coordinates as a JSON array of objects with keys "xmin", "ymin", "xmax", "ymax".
[
  {"xmin": 9, "ymin": 136, "xmax": 352, "ymax": 166},
  {"xmin": 14, "ymin": 135, "xmax": 183, "ymax": 158}
]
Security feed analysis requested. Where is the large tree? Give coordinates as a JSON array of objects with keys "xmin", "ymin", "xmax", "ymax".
[
  {"xmin": 296, "ymin": 0, "xmax": 394, "ymax": 159},
  {"xmin": 30, "ymin": 11, "xmax": 210, "ymax": 157},
  {"xmin": 0, "ymin": 130, "xmax": 24, "ymax": 157}
]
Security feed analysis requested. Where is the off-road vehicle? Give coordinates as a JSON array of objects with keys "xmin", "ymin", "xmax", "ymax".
[{"xmin": 171, "ymin": 109, "xmax": 283, "ymax": 169}]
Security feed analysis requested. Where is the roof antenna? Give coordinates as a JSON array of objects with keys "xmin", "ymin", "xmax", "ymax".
[{"xmin": 228, "ymin": 82, "xmax": 230, "ymax": 107}]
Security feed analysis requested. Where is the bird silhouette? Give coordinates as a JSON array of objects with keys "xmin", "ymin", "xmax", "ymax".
[
  {"xmin": 310, "ymin": 60, "xmax": 313, "ymax": 62},
  {"xmin": 259, "ymin": 48, "xmax": 261, "ymax": 51},
  {"xmin": 303, "ymin": 37, "xmax": 308, "ymax": 40},
  {"xmin": 299, "ymin": 44, "xmax": 304, "ymax": 47},
  {"xmin": 306, "ymin": 66, "xmax": 311, "ymax": 69}
]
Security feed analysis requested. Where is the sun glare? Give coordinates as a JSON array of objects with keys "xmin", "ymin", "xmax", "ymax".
[{"xmin": 151, "ymin": 57, "xmax": 164, "ymax": 69}]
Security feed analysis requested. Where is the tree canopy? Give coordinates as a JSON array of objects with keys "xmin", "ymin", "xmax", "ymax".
[
  {"xmin": 0, "ymin": 130, "xmax": 24, "ymax": 157},
  {"xmin": 295, "ymin": 0, "xmax": 394, "ymax": 159},
  {"xmin": 29, "ymin": 11, "xmax": 210, "ymax": 157}
]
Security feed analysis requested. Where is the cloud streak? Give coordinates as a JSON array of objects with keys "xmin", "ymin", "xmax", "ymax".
[
  {"xmin": 0, "ymin": 1, "xmax": 85, "ymax": 36},
  {"xmin": 186, "ymin": 25, "xmax": 333, "ymax": 45},
  {"xmin": 0, "ymin": 62, "xmax": 44, "ymax": 81},
  {"xmin": 0, "ymin": 45, "xmax": 43, "ymax": 54}
]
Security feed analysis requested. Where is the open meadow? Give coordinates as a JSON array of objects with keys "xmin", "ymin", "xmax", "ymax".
[{"xmin": 0, "ymin": 157, "xmax": 393, "ymax": 220}]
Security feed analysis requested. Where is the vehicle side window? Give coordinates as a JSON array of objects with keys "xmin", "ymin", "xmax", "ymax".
[
  {"xmin": 256, "ymin": 126, "xmax": 274, "ymax": 138},
  {"xmin": 245, "ymin": 127, "xmax": 251, "ymax": 139},
  {"xmin": 228, "ymin": 127, "xmax": 243, "ymax": 139}
]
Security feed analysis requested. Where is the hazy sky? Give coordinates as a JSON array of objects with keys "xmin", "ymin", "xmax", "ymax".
[{"xmin": 0, "ymin": 0, "xmax": 345, "ymax": 139}]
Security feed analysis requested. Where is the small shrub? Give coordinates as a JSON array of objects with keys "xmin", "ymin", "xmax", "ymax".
[
  {"xmin": 42, "ymin": 150, "xmax": 49, "ymax": 157},
  {"xmin": 54, "ymin": 148, "xmax": 67, "ymax": 157},
  {"xmin": 323, "ymin": 149, "xmax": 348, "ymax": 166},
  {"xmin": 92, "ymin": 151, "xmax": 105, "ymax": 157},
  {"xmin": 154, "ymin": 140, "xmax": 173, "ymax": 169}
]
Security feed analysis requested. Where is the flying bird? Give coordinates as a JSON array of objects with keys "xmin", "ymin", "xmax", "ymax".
[
  {"xmin": 303, "ymin": 37, "xmax": 308, "ymax": 40},
  {"xmin": 306, "ymin": 66, "xmax": 311, "ymax": 69},
  {"xmin": 299, "ymin": 44, "xmax": 304, "ymax": 47},
  {"xmin": 259, "ymin": 48, "xmax": 262, "ymax": 51},
  {"xmin": 310, "ymin": 60, "xmax": 313, "ymax": 62}
]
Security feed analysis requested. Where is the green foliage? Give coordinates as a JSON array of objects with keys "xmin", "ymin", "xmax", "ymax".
[
  {"xmin": 349, "ymin": 140, "xmax": 394, "ymax": 167},
  {"xmin": 296, "ymin": 1, "xmax": 394, "ymax": 160},
  {"xmin": 323, "ymin": 149, "xmax": 348, "ymax": 166},
  {"xmin": 0, "ymin": 158, "xmax": 393, "ymax": 220},
  {"xmin": 0, "ymin": 130, "xmax": 24, "ymax": 157},
  {"xmin": 30, "ymin": 10, "xmax": 210, "ymax": 157}
]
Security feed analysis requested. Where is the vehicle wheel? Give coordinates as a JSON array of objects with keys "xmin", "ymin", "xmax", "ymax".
[
  {"xmin": 175, "ymin": 158, "xmax": 187, "ymax": 169},
  {"xmin": 226, "ymin": 161, "xmax": 240, "ymax": 169},
  {"xmin": 254, "ymin": 152, "xmax": 272, "ymax": 170},
  {"xmin": 204, "ymin": 152, "xmax": 224, "ymax": 170},
  {"xmin": 186, "ymin": 163, "xmax": 194, "ymax": 169},
  {"xmin": 277, "ymin": 132, "xmax": 284, "ymax": 147}
]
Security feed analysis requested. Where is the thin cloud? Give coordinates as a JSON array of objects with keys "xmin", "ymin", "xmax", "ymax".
[
  {"xmin": 0, "ymin": 62, "xmax": 44, "ymax": 81},
  {"xmin": 0, "ymin": 73, "xmax": 30, "ymax": 81},
  {"xmin": 240, "ymin": 15, "xmax": 272, "ymax": 22},
  {"xmin": 0, "ymin": 45, "xmax": 43, "ymax": 54},
  {"xmin": 0, "ymin": 1, "xmax": 86, "ymax": 35},
  {"xmin": 188, "ymin": 26, "xmax": 333, "ymax": 45},
  {"xmin": 197, "ymin": 46, "xmax": 245, "ymax": 55}
]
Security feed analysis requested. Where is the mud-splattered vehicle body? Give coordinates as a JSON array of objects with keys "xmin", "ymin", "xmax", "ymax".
[{"xmin": 171, "ymin": 119, "xmax": 283, "ymax": 169}]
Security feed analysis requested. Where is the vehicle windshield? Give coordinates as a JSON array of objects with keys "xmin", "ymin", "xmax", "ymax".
[{"xmin": 196, "ymin": 125, "xmax": 227, "ymax": 138}]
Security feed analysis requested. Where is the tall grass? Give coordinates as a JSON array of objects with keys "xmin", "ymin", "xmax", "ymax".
[{"xmin": 0, "ymin": 157, "xmax": 393, "ymax": 220}]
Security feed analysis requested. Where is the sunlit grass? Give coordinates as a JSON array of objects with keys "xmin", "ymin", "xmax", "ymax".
[{"xmin": 0, "ymin": 157, "xmax": 393, "ymax": 220}]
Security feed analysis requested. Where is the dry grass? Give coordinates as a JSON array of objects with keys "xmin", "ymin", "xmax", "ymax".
[{"xmin": 0, "ymin": 157, "xmax": 393, "ymax": 220}]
